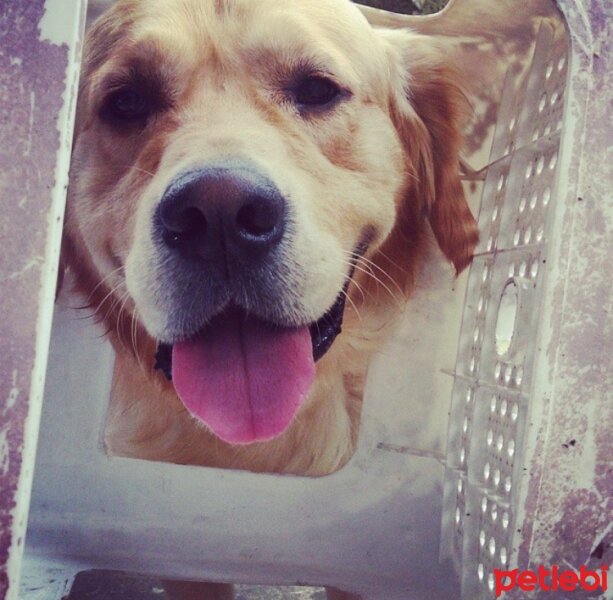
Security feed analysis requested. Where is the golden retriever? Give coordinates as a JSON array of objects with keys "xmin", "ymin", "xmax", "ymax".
[{"xmin": 63, "ymin": 0, "xmax": 477, "ymax": 594}]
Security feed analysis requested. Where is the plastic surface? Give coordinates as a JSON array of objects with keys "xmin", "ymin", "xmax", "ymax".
[
  {"xmin": 0, "ymin": 1, "xmax": 86, "ymax": 598},
  {"xmin": 441, "ymin": 21, "xmax": 572, "ymax": 598}
]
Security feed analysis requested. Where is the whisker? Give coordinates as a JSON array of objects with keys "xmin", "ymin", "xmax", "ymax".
[
  {"xmin": 350, "ymin": 263, "xmax": 403, "ymax": 308},
  {"xmin": 129, "ymin": 164, "xmax": 156, "ymax": 178},
  {"xmin": 130, "ymin": 307, "xmax": 146, "ymax": 372},
  {"xmin": 370, "ymin": 248, "xmax": 411, "ymax": 277},
  {"xmin": 97, "ymin": 281, "xmax": 124, "ymax": 312},
  {"xmin": 86, "ymin": 266, "xmax": 125, "ymax": 304},
  {"xmin": 340, "ymin": 289, "xmax": 363, "ymax": 324},
  {"xmin": 97, "ymin": 280, "xmax": 129, "ymax": 326},
  {"xmin": 341, "ymin": 248, "xmax": 406, "ymax": 296},
  {"xmin": 354, "ymin": 256, "xmax": 405, "ymax": 297},
  {"xmin": 347, "ymin": 276, "xmax": 366, "ymax": 305},
  {"xmin": 115, "ymin": 292, "xmax": 132, "ymax": 353}
]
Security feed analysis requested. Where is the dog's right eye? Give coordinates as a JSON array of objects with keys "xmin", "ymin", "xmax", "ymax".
[
  {"xmin": 101, "ymin": 88, "xmax": 150, "ymax": 122},
  {"xmin": 292, "ymin": 75, "xmax": 343, "ymax": 109}
]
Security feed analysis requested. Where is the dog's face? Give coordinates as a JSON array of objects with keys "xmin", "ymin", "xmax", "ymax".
[{"xmin": 66, "ymin": 0, "xmax": 477, "ymax": 445}]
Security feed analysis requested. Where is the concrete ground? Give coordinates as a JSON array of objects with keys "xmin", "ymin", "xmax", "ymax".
[{"xmin": 66, "ymin": 570, "xmax": 326, "ymax": 600}]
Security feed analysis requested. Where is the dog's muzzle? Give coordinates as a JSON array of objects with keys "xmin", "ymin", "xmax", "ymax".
[
  {"xmin": 148, "ymin": 161, "xmax": 367, "ymax": 445},
  {"xmin": 154, "ymin": 274, "xmax": 352, "ymax": 381}
]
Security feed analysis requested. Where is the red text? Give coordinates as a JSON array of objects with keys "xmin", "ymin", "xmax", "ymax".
[{"xmin": 494, "ymin": 565, "xmax": 608, "ymax": 597}]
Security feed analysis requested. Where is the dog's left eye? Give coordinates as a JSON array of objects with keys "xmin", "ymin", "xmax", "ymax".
[
  {"xmin": 293, "ymin": 76, "xmax": 342, "ymax": 107},
  {"xmin": 102, "ymin": 88, "xmax": 150, "ymax": 122}
]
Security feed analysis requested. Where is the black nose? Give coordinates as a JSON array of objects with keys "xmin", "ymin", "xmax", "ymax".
[{"xmin": 156, "ymin": 162, "xmax": 287, "ymax": 265}]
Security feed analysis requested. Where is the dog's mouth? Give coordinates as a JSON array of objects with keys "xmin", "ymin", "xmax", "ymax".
[
  {"xmin": 155, "ymin": 284, "xmax": 348, "ymax": 375},
  {"xmin": 151, "ymin": 230, "xmax": 373, "ymax": 447},
  {"xmin": 153, "ymin": 281, "xmax": 350, "ymax": 446}
]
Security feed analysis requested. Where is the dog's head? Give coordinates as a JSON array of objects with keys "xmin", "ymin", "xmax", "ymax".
[{"xmin": 65, "ymin": 0, "xmax": 478, "ymax": 445}]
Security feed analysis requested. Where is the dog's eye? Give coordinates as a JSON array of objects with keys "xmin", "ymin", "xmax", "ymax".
[
  {"xmin": 293, "ymin": 76, "xmax": 342, "ymax": 107},
  {"xmin": 103, "ymin": 89, "xmax": 150, "ymax": 122}
]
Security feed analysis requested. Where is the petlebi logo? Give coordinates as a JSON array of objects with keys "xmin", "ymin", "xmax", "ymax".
[{"xmin": 494, "ymin": 564, "xmax": 609, "ymax": 597}]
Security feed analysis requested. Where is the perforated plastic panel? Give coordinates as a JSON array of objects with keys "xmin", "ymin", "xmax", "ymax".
[{"xmin": 441, "ymin": 23, "xmax": 570, "ymax": 600}]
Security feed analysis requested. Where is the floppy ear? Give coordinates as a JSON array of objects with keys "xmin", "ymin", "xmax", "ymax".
[{"xmin": 382, "ymin": 30, "xmax": 479, "ymax": 275}]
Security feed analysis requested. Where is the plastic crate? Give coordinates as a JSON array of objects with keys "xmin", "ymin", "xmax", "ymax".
[{"xmin": 1, "ymin": 0, "xmax": 610, "ymax": 599}]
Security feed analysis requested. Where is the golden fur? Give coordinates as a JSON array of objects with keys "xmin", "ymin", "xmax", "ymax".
[{"xmin": 63, "ymin": 0, "xmax": 478, "ymax": 480}]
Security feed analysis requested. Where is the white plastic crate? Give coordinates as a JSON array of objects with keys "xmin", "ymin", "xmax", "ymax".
[
  {"xmin": 441, "ymin": 22, "xmax": 573, "ymax": 598},
  {"xmin": 1, "ymin": 0, "xmax": 611, "ymax": 599}
]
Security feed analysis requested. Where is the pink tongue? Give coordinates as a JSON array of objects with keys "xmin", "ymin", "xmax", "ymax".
[{"xmin": 172, "ymin": 312, "xmax": 315, "ymax": 445}]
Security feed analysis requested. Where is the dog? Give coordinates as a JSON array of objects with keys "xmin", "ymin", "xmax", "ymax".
[
  {"xmin": 64, "ymin": 0, "xmax": 478, "ymax": 474},
  {"xmin": 62, "ymin": 0, "xmax": 477, "ymax": 594}
]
